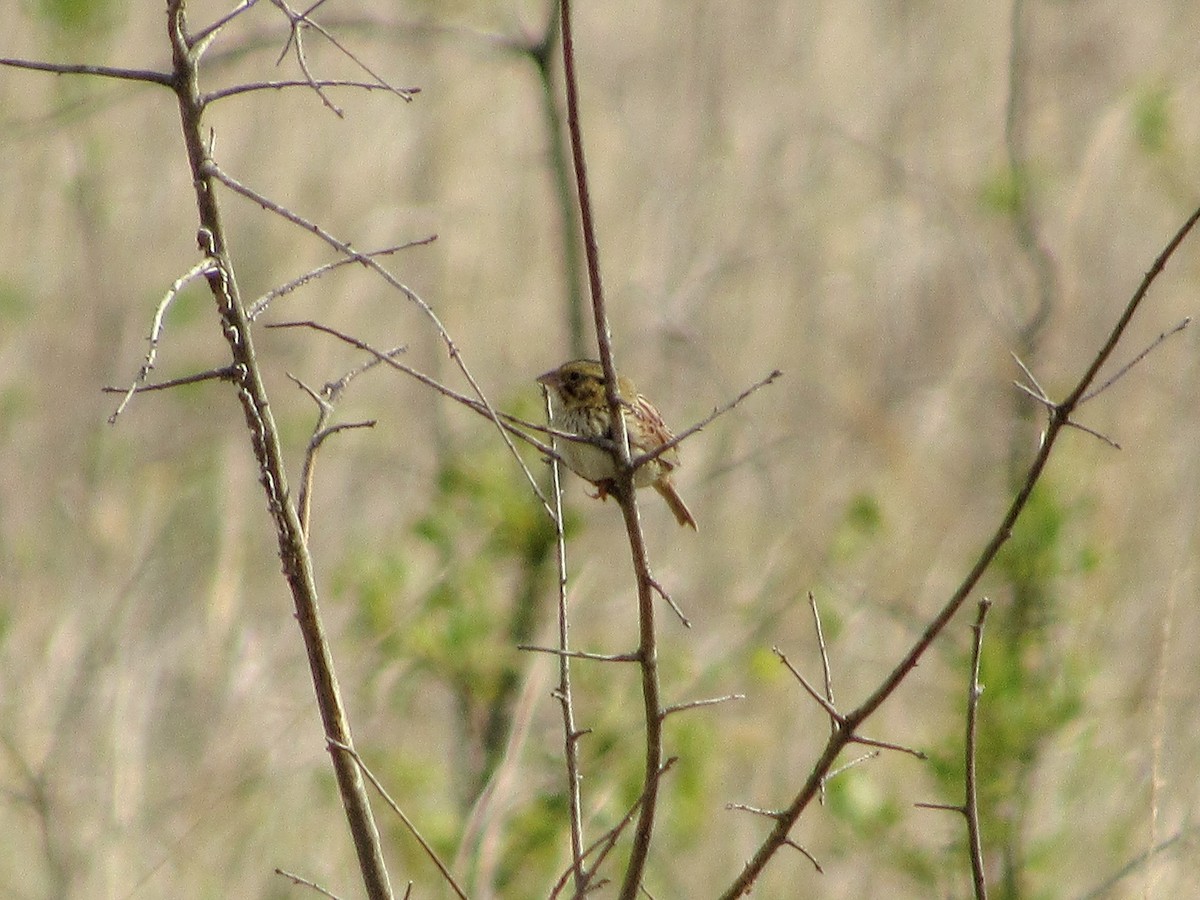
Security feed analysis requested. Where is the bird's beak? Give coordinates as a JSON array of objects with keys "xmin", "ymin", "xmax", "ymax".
[{"xmin": 536, "ymin": 369, "xmax": 559, "ymax": 389}]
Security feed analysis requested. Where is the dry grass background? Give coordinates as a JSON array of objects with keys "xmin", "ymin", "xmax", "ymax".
[{"xmin": 2, "ymin": 1, "xmax": 1200, "ymax": 897}]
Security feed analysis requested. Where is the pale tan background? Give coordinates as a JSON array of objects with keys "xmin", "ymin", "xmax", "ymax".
[{"xmin": 2, "ymin": 1, "xmax": 1199, "ymax": 897}]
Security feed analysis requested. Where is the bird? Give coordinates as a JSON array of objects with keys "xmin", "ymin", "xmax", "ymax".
[{"xmin": 536, "ymin": 359, "xmax": 697, "ymax": 530}]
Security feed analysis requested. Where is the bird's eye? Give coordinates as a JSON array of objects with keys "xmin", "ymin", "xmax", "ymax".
[{"xmin": 566, "ymin": 371, "xmax": 580, "ymax": 383}]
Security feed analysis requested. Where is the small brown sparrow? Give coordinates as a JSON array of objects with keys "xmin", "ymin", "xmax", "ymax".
[{"xmin": 537, "ymin": 359, "xmax": 697, "ymax": 529}]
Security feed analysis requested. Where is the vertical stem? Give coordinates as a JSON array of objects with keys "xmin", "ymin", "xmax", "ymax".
[
  {"xmin": 558, "ymin": 3, "xmax": 663, "ymax": 895},
  {"xmin": 965, "ymin": 600, "xmax": 992, "ymax": 900},
  {"xmin": 545, "ymin": 391, "xmax": 587, "ymax": 893},
  {"xmin": 615, "ymin": 486, "xmax": 663, "ymax": 900}
]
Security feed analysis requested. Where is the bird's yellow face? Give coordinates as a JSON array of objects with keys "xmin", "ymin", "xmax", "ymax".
[{"xmin": 537, "ymin": 359, "xmax": 624, "ymax": 410}]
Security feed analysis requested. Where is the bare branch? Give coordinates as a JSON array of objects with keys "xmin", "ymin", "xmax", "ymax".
[
  {"xmin": 915, "ymin": 802, "xmax": 963, "ymax": 813},
  {"xmin": 647, "ymin": 575, "xmax": 690, "ymax": 628},
  {"xmin": 1062, "ymin": 419, "xmax": 1121, "ymax": 450},
  {"xmin": 548, "ymin": 758, "xmax": 678, "ymax": 900},
  {"xmin": 725, "ymin": 803, "xmax": 783, "ymax": 819},
  {"xmin": 1010, "ymin": 350, "xmax": 1048, "ymax": 402},
  {"xmin": 286, "ymin": 367, "xmax": 384, "ymax": 537},
  {"xmin": 1013, "ymin": 371, "xmax": 1122, "ymax": 449},
  {"xmin": 267, "ymin": 0, "xmax": 416, "ymax": 112},
  {"xmin": 163, "ymin": 4, "xmax": 393, "ymax": 892},
  {"xmin": 191, "ymin": 0, "xmax": 261, "ymax": 49},
  {"xmin": 782, "ymin": 839, "xmax": 824, "ymax": 874}
]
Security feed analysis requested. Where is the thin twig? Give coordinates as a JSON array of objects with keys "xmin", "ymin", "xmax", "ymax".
[
  {"xmin": 1079, "ymin": 317, "xmax": 1191, "ymax": 405},
  {"xmin": 631, "ymin": 369, "xmax": 782, "ymax": 469},
  {"xmin": 275, "ymin": 868, "xmax": 346, "ymax": 900},
  {"xmin": 268, "ymin": 0, "xmax": 415, "ymax": 110},
  {"xmin": 1013, "ymin": 356, "xmax": 1122, "ymax": 448},
  {"xmin": 287, "ymin": 366, "xmax": 386, "ymax": 537},
  {"xmin": 726, "ymin": 803, "xmax": 783, "ymax": 819},
  {"xmin": 108, "ymin": 257, "xmax": 219, "ymax": 423},
  {"xmin": 0, "ymin": 56, "xmax": 174, "ymax": 86},
  {"xmin": 660, "ymin": 694, "xmax": 745, "ymax": 720},
  {"xmin": 328, "ymin": 739, "xmax": 467, "ymax": 900},
  {"xmin": 245, "ymin": 240, "xmax": 436, "ymax": 320},
  {"xmin": 548, "ymin": 758, "xmax": 678, "ymax": 900},
  {"xmin": 647, "ymin": 575, "xmax": 690, "ymax": 628},
  {"xmin": 774, "ymin": 647, "xmax": 842, "ymax": 723},
  {"xmin": 101, "ymin": 365, "xmax": 240, "ymax": 395},
  {"xmin": 271, "ymin": 0, "xmax": 344, "ymax": 115},
  {"xmin": 517, "ymin": 645, "xmax": 640, "ymax": 663},
  {"xmin": 848, "ymin": 734, "xmax": 927, "ymax": 760},
  {"xmin": 782, "ymin": 840, "xmax": 823, "ymax": 874},
  {"xmin": 807, "ymin": 592, "xmax": 836, "ymax": 734},
  {"xmin": 205, "ymin": 78, "xmax": 417, "ymax": 106},
  {"xmin": 190, "ymin": 0, "xmax": 260, "ymax": 48},
  {"xmin": 824, "ymin": 750, "xmax": 880, "ymax": 782}
]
